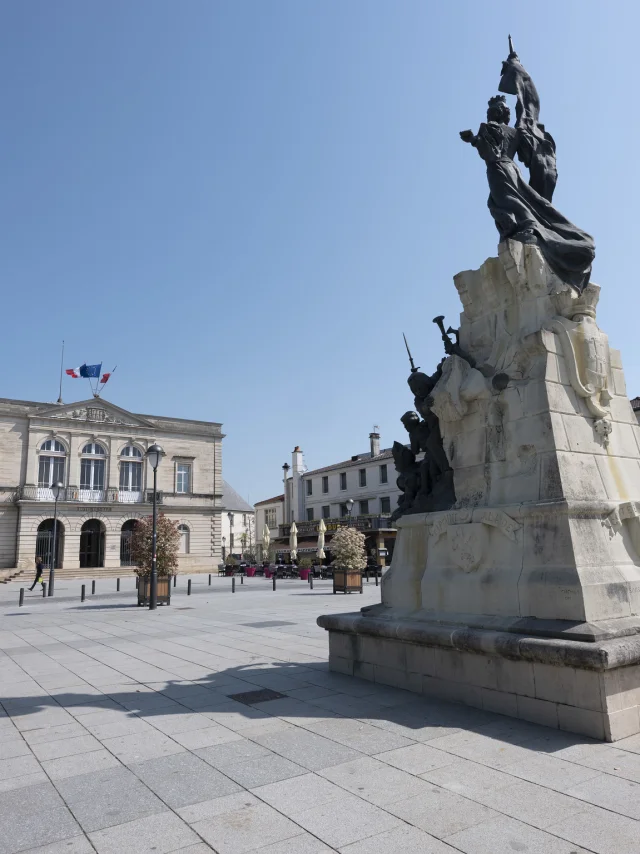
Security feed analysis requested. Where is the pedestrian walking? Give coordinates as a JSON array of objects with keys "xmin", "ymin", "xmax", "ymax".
[{"xmin": 29, "ymin": 557, "xmax": 44, "ymax": 591}]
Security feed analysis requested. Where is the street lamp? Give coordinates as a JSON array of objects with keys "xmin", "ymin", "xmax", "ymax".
[
  {"xmin": 227, "ymin": 511, "xmax": 234, "ymax": 556},
  {"xmin": 146, "ymin": 443, "xmax": 164, "ymax": 611},
  {"xmin": 346, "ymin": 498, "xmax": 354, "ymax": 521},
  {"xmin": 222, "ymin": 536, "xmax": 226, "ymax": 561},
  {"xmin": 282, "ymin": 463, "xmax": 290, "ymax": 521},
  {"xmin": 48, "ymin": 481, "xmax": 64, "ymax": 596}
]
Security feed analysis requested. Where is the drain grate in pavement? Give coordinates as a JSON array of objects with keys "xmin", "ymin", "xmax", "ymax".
[
  {"xmin": 241, "ymin": 620, "xmax": 295, "ymax": 628},
  {"xmin": 229, "ymin": 688, "xmax": 286, "ymax": 706}
]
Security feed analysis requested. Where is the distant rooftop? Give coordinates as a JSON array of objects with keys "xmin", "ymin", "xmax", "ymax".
[
  {"xmin": 303, "ymin": 448, "xmax": 393, "ymax": 478},
  {"xmin": 221, "ymin": 480, "xmax": 254, "ymax": 513},
  {"xmin": 254, "ymin": 493, "xmax": 285, "ymax": 507},
  {"xmin": 631, "ymin": 396, "xmax": 640, "ymax": 412}
]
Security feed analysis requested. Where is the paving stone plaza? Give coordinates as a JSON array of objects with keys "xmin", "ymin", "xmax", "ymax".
[{"xmin": 0, "ymin": 575, "xmax": 639, "ymax": 853}]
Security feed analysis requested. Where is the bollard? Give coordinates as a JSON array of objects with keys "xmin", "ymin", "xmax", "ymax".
[
  {"xmin": 208, "ymin": 574, "xmax": 211, "ymax": 586},
  {"xmin": 187, "ymin": 579, "xmax": 192, "ymax": 596},
  {"xmin": 92, "ymin": 580, "xmax": 96, "ymax": 595},
  {"xmin": 173, "ymin": 575, "xmax": 177, "ymax": 587},
  {"xmin": 42, "ymin": 582, "xmax": 47, "ymax": 598},
  {"xmin": 366, "ymin": 570, "xmax": 369, "ymax": 582},
  {"xmin": 136, "ymin": 577, "xmax": 139, "ymax": 589},
  {"xmin": 19, "ymin": 588, "xmax": 24, "ymax": 607},
  {"xmin": 116, "ymin": 578, "xmax": 120, "ymax": 592},
  {"xmin": 272, "ymin": 576, "xmax": 276, "ymax": 591},
  {"xmin": 81, "ymin": 584, "xmax": 86, "ymax": 602},
  {"xmin": 232, "ymin": 577, "xmax": 236, "ymax": 593},
  {"xmin": 310, "ymin": 575, "xmax": 314, "ymax": 590},
  {"xmin": 375, "ymin": 571, "xmax": 379, "ymax": 587},
  {"xmin": 240, "ymin": 575, "xmax": 243, "ymax": 585}
]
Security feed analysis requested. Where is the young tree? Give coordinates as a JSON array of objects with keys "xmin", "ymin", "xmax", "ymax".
[
  {"xmin": 130, "ymin": 514, "xmax": 180, "ymax": 577},
  {"xmin": 330, "ymin": 526, "xmax": 367, "ymax": 570}
]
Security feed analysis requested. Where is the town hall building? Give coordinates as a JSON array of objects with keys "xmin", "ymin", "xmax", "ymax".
[{"xmin": 0, "ymin": 396, "xmax": 228, "ymax": 575}]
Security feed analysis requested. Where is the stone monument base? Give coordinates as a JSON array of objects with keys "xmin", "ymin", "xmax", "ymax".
[{"xmin": 317, "ymin": 612, "xmax": 640, "ymax": 741}]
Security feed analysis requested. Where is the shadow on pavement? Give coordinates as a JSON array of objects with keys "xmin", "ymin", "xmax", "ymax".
[{"xmin": 0, "ymin": 658, "xmax": 595, "ymax": 757}]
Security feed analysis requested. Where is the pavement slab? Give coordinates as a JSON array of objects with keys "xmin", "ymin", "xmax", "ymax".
[{"xmin": 1, "ymin": 575, "xmax": 639, "ymax": 854}]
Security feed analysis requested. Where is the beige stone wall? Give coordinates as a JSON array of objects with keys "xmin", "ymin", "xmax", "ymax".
[
  {"xmin": 0, "ymin": 414, "xmax": 28, "ymax": 487},
  {"xmin": 17, "ymin": 504, "xmax": 221, "ymax": 571},
  {"xmin": 0, "ymin": 397, "xmax": 225, "ymax": 571},
  {"xmin": 0, "ymin": 505, "xmax": 18, "ymax": 568}
]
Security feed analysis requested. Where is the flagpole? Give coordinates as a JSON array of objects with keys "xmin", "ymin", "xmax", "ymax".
[{"xmin": 57, "ymin": 341, "xmax": 64, "ymax": 404}]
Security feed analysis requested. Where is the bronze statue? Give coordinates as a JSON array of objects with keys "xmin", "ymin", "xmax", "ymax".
[
  {"xmin": 390, "ymin": 441, "xmax": 421, "ymax": 522},
  {"xmin": 391, "ymin": 337, "xmax": 456, "ymax": 520},
  {"xmin": 460, "ymin": 38, "xmax": 594, "ymax": 293}
]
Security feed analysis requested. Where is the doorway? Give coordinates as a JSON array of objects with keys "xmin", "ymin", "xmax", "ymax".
[
  {"xmin": 36, "ymin": 519, "xmax": 64, "ymax": 569},
  {"xmin": 80, "ymin": 519, "xmax": 105, "ymax": 568},
  {"xmin": 120, "ymin": 520, "xmax": 136, "ymax": 567}
]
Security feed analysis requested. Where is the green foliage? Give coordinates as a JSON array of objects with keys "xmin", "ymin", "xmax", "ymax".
[
  {"xmin": 225, "ymin": 555, "xmax": 238, "ymax": 567},
  {"xmin": 130, "ymin": 514, "xmax": 180, "ymax": 577},
  {"xmin": 298, "ymin": 557, "xmax": 313, "ymax": 569}
]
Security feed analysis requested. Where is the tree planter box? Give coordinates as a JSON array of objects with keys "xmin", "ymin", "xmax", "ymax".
[
  {"xmin": 299, "ymin": 569, "xmax": 310, "ymax": 581},
  {"xmin": 246, "ymin": 566, "xmax": 256, "ymax": 577},
  {"xmin": 333, "ymin": 568, "xmax": 362, "ymax": 594},
  {"xmin": 137, "ymin": 576, "xmax": 172, "ymax": 606}
]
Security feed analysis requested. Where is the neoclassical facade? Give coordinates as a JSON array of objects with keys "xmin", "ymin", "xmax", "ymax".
[{"xmin": 0, "ymin": 396, "xmax": 225, "ymax": 574}]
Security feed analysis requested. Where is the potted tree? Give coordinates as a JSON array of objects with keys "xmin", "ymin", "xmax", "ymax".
[
  {"xmin": 131, "ymin": 514, "xmax": 180, "ymax": 606},
  {"xmin": 330, "ymin": 526, "xmax": 365, "ymax": 594},
  {"xmin": 225, "ymin": 555, "xmax": 238, "ymax": 576},
  {"xmin": 298, "ymin": 556, "xmax": 312, "ymax": 581}
]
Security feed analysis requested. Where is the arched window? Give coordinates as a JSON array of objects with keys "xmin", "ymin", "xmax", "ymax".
[
  {"xmin": 82, "ymin": 442, "xmax": 106, "ymax": 455},
  {"xmin": 80, "ymin": 442, "xmax": 107, "ymax": 501},
  {"xmin": 177, "ymin": 524, "xmax": 190, "ymax": 555},
  {"xmin": 119, "ymin": 445, "xmax": 143, "ymax": 502},
  {"xmin": 41, "ymin": 439, "xmax": 66, "ymax": 453},
  {"xmin": 120, "ymin": 445, "xmax": 142, "ymax": 458},
  {"xmin": 38, "ymin": 439, "xmax": 66, "ymax": 499}
]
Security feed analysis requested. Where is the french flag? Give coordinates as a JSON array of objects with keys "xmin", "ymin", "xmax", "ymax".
[{"xmin": 65, "ymin": 363, "xmax": 102, "ymax": 379}]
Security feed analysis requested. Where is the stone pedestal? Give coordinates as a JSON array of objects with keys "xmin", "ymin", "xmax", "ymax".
[{"xmin": 318, "ymin": 241, "xmax": 640, "ymax": 741}]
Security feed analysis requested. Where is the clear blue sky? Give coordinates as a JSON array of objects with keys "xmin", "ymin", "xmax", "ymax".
[{"xmin": 2, "ymin": 1, "xmax": 637, "ymax": 503}]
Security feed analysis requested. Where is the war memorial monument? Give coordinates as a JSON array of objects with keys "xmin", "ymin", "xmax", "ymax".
[{"xmin": 318, "ymin": 40, "xmax": 640, "ymax": 741}]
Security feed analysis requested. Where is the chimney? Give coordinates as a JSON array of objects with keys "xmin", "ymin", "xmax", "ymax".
[
  {"xmin": 290, "ymin": 446, "xmax": 304, "ymax": 522},
  {"xmin": 369, "ymin": 426, "xmax": 380, "ymax": 457}
]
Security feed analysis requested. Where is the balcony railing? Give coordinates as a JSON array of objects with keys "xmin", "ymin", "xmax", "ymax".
[
  {"xmin": 279, "ymin": 515, "xmax": 395, "ymax": 538},
  {"xmin": 17, "ymin": 486, "xmax": 152, "ymax": 504}
]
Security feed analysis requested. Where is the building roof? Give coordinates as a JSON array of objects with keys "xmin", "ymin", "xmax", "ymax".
[
  {"xmin": 631, "ymin": 397, "xmax": 640, "ymax": 412},
  {"xmin": 254, "ymin": 494, "xmax": 285, "ymax": 507},
  {"xmin": 0, "ymin": 396, "xmax": 222, "ymax": 429},
  {"xmin": 303, "ymin": 448, "xmax": 394, "ymax": 477},
  {"xmin": 221, "ymin": 481, "xmax": 254, "ymax": 512}
]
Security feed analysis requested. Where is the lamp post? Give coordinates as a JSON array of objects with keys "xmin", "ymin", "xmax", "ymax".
[
  {"xmin": 48, "ymin": 481, "xmax": 63, "ymax": 596},
  {"xmin": 346, "ymin": 498, "xmax": 354, "ymax": 522},
  {"xmin": 222, "ymin": 536, "xmax": 226, "ymax": 561},
  {"xmin": 146, "ymin": 444, "xmax": 164, "ymax": 611},
  {"xmin": 282, "ymin": 463, "xmax": 290, "ymax": 521},
  {"xmin": 227, "ymin": 511, "xmax": 234, "ymax": 557}
]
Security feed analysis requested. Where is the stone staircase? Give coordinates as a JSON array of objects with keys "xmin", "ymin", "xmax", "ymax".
[{"xmin": 0, "ymin": 569, "xmax": 25, "ymax": 584}]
